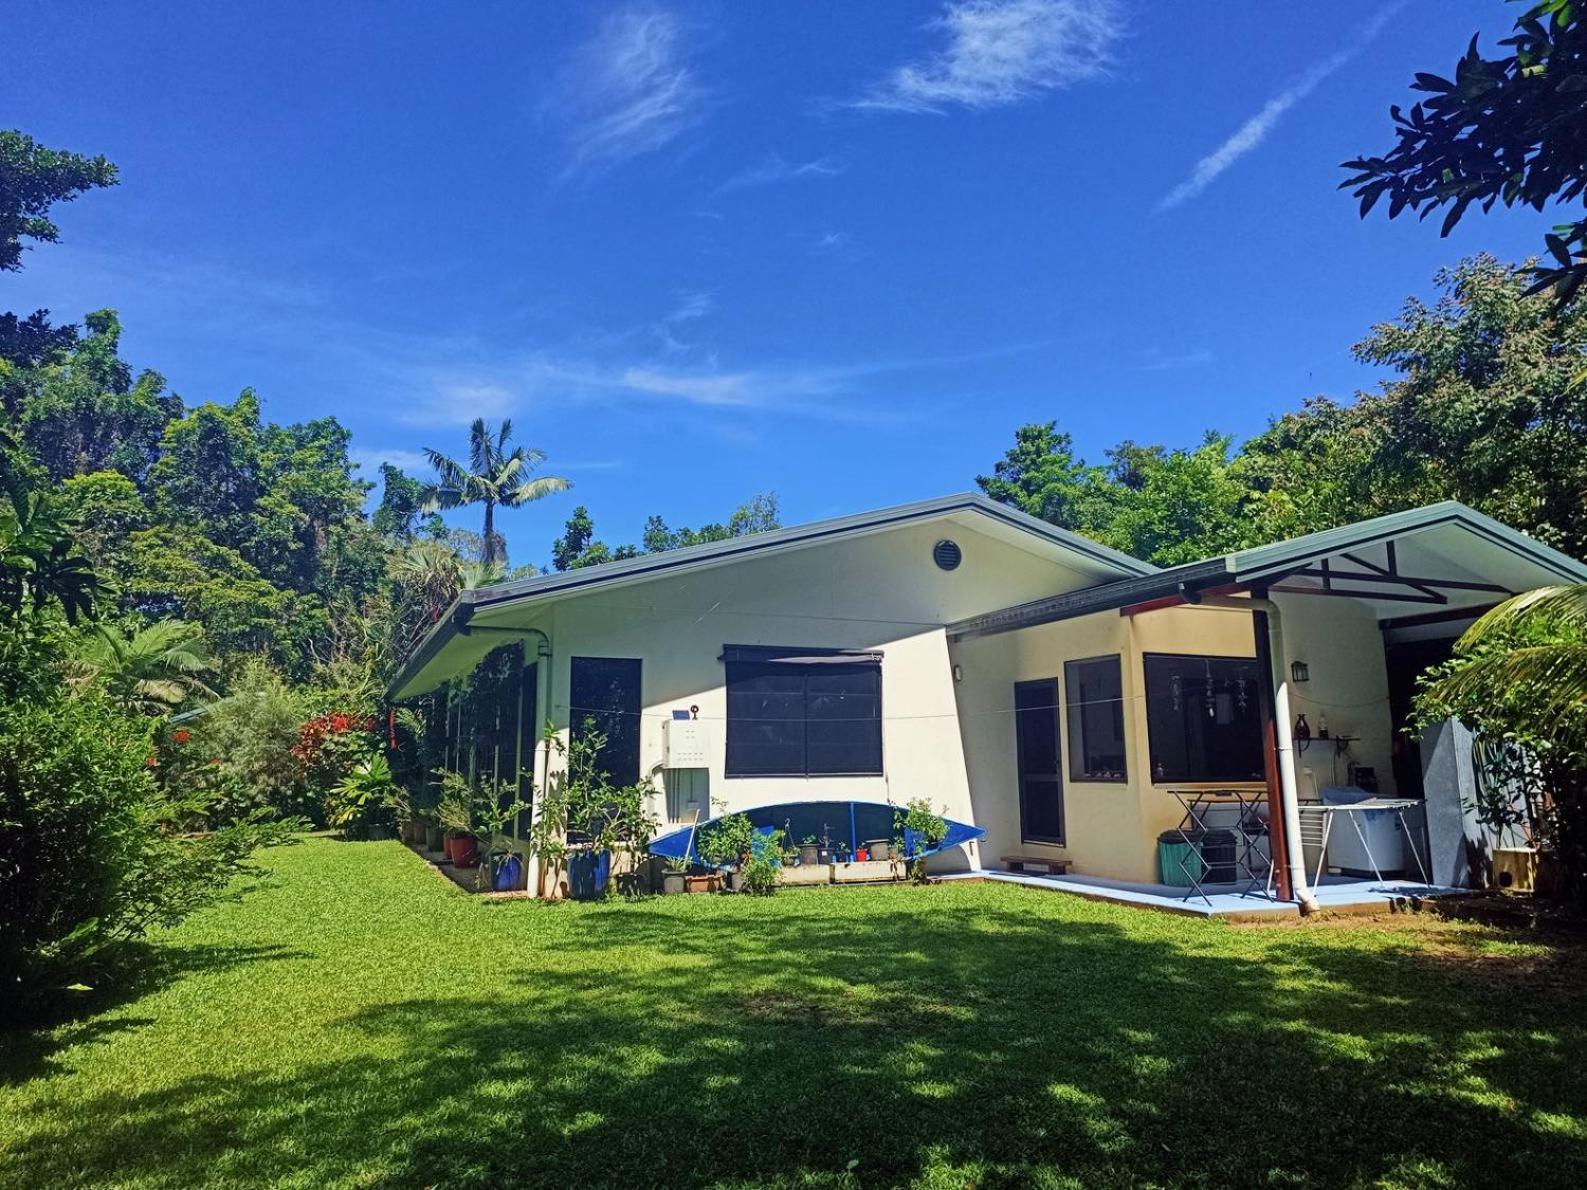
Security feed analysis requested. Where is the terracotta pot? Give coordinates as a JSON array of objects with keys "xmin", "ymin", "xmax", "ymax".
[
  {"xmin": 684, "ymin": 874, "xmax": 719, "ymax": 894},
  {"xmin": 451, "ymin": 833, "xmax": 481, "ymax": 869}
]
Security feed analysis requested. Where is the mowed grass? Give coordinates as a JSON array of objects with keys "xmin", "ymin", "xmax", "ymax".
[{"xmin": 4, "ymin": 840, "xmax": 1587, "ymax": 1188}]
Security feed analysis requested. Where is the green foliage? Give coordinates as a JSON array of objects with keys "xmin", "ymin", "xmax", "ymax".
[
  {"xmin": 528, "ymin": 722, "xmax": 658, "ymax": 893},
  {"xmin": 1343, "ymin": 0, "xmax": 1587, "ymax": 304},
  {"xmin": 70, "ymin": 618, "xmax": 217, "ymax": 716},
  {"xmin": 59, "ymin": 469, "xmax": 148, "ymax": 581},
  {"xmin": 328, "ymin": 753, "xmax": 402, "ymax": 839},
  {"xmin": 983, "ymin": 257, "xmax": 1587, "ymax": 563},
  {"xmin": 1416, "ymin": 584, "xmax": 1587, "ymax": 908},
  {"xmin": 0, "ymin": 446, "xmax": 100, "ymax": 624},
  {"xmin": 0, "ymin": 677, "xmax": 298, "ymax": 1008},
  {"xmin": 698, "ymin": 811, "xmax": 756, "ymax": 869},
  {"xmin": 740, "ymin": 825, "xmax": 785, "ymax": 894},
  {"xmin": 422, "ymin": 418, "xmax": 570, "ymax": 567},
  {"xmin": 374, "ymin": 463, "xmax": 442, "ymax": 541},
  {"xmin": 556, "ymin": 493, "xmax": 781, "ymax": 571},
  {"xmin": 0, "ymin": 128, "xmax": 117, "ymax": 273},
  {"xmin": 18, "ymin": 311, "xmax": 179, "ymax": 483},
  {"xmin": 185, "ymin": 658, "xmax": 312, "ymax": 824}
]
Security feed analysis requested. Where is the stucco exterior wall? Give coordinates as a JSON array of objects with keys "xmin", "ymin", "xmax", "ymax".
[
  {"xmin": 950, "ymin": 598, "xmax": 1398, "ymax": 883},
  {"xmin": 510, "ymin": 519, "xmax": 1099, "ymax": 871},
  {"xmin": 1272, "ymin": 593, "xmax": 1397, "ymax": 798}
]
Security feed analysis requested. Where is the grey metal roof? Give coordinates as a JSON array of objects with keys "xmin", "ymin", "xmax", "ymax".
[
  {"xmin": 386, "ymin": 492, "xmax": 1156, "ymax": 700},
  {"xmin": 947, "ymin": 501, "xmax": 1587, "ymax": 640}
]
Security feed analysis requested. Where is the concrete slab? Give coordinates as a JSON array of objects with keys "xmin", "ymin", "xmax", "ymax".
[{"xmin": 939, "ymin": 869, "xmax": 1463, "ymax": 920}]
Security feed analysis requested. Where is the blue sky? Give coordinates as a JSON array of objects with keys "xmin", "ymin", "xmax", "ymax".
[{"xmin": 2, "ymin": 1, "xmax": 1548, "ymax": 567}]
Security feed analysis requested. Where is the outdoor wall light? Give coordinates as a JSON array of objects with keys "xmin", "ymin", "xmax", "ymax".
[
  {"xmin": 1290, "ymin": 660, "xmax": 1311, "ymax": 684},
  {"xmin": 952, "ymin": 664, "xmax": 964, "ymax": 683}
]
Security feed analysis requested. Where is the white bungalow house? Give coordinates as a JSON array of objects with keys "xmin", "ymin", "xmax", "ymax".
[{"xmin": 387, "ymin": 494, "xmax": 1586, "ymax": 908}]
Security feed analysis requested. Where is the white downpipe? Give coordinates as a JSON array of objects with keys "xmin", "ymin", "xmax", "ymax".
[
  {"xmin": 1193, "ymin": 594, "xmax": 1319, "ymax": 914},
  {"xmin": 518, "ymin": 630, "xmax": 553, "ymax": 900}
]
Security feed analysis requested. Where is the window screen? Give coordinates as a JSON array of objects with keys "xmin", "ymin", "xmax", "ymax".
[
  {"xmin": 1143, "ymin": 653, "xmax": 1265, "ymax": 784},
  {"xmin": 724, "ymin": 646, "xmax": 882, "ymax": 777},
  {"xmin": 1064, "ymin": 655, "xmax": 1127, "ymax": 782}
]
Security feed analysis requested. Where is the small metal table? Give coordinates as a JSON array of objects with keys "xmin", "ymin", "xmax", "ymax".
[
  {"xmin": 1294, "ymin": 799, "xmax": 1431, "ymax": 887},
  {"xmin": 1163, "ymin": 789, "xmax": 1273, "ymax": 904}
]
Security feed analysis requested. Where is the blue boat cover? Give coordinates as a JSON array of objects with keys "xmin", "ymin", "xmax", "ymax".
[{"xmin": 649, "ymin": 800, "xmax": 984, "ymax": 868}]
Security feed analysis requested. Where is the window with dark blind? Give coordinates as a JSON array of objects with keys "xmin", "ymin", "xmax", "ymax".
[
  {"xmin": 569, "ymin": 656, "xmax": 642, "ymax": 786},
  {"xmin": 1064, "ymin": 655, "xmax": 1127, "ymax": 783},
  {"xmin": 724, "ymin": 646, "xmax": 882, "ymax": 777},
  {"xmin": 1143, "ymin": 653, "xmax": 1265, "ymax": 784}
]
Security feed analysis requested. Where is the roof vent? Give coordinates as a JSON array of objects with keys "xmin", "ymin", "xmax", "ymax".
[{"xmin": 933, "ymin": 539, "xmax": 962, "ymax": 571}]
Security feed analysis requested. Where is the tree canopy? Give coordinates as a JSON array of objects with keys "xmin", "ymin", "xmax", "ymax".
[
  {"xmin": 980, "ymin": 255, "xmax": 1587, "ymax": 564},
  {"xmin": 1343, "ymin": 0, "xmax": 1587, "ymax": 303},
  {"xmin": 0, "ymin": 129, "xmax": 117, "ymax": 273}
]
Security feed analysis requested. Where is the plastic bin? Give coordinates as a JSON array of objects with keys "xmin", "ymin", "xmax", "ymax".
[
  {"xmin": 1159, "ymin": 832, "xmax": 1203, "ymax": 887},
  {"xmin": 1158, "ymin": 829, "xmax": 1239, "ymax": 887}
]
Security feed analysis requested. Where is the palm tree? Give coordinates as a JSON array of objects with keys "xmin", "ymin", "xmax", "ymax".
[
  {"xmin": 1422, "ymin": 585, "xmax": 1587, "ymax": 721},
  {"xmin": 421, "ymin": 419, "xmax": 570, "ymax": 567},
  {"xmin": 73, "ymin": 619, "xmax": 218, "ymax": 715}
]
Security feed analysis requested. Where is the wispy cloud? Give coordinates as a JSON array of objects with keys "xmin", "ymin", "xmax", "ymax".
[
  {"xmin": 715, "ymin": 153, "xmax": 846, "ymax": 194},
  {"xmin": 664, "ymin": 289, "xmax": 713, "ymax": 322},
  {"xmin": 554, "ymin": 6, "xmax": 706, "ymax": 179},
  {"xmin": 853, "ymin": 0, "xmax": 1119, "ymax": 114},
  {"xmin": 1136, "ymin": 347, "xmax": 1214, "ymax": 371},
  {"xmin": 351, "ymin": 447, "xmax": 433, "ymax": 477},
  {"xmin": 1156, "ymin": 3, "xmax": 1409, "ymax": 212}
]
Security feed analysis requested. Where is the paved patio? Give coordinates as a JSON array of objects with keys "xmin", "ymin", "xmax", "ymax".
[{"xmin": 941, "ymin": 869, "xmax": 1464, "ymax": 920}]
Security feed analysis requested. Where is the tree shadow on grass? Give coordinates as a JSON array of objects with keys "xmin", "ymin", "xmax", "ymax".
[
  {"xmin": 0, "ymin": 941, "xmax": 309, "ymax": 1087},
  {"xmin": 5, "ymin": 889, "xmax": 1586, "ymax": 1187}
]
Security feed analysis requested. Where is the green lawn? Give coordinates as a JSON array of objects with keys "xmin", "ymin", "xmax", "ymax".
[{"xmin": 3, "ymin": 840, "xmax": 1586, "ymax": 1188}]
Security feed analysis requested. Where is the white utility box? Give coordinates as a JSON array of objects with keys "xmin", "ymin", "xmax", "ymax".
[{"xmin": 662, "ymin": 716, "xmax": 708, "ymax": 769}]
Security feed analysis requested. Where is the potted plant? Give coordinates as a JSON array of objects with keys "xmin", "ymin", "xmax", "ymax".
[
  {"xmin": 798, "ymin": 835, "xmax": 820, "ymax": 866},
  {"xmin": 436, "ymin": 771, "xmax": 478, "ymax": 868},
  {"xmin": 894, "ymin": 798, "xmax": 950, "ymax": 882},
  {"xmin": 699, "ymin": 812, "xmax": 755, "ymax": 892},
  {"xmin": 741, "ymin": 826, "xmax": 785, "ymax": 895},
  {"xmin": 867, "ymin": 838, "xmax": 891, "ymax": 862},
  {"xmin": 662, "ymin": 857, "xmax": 688, "ymax": 895}
]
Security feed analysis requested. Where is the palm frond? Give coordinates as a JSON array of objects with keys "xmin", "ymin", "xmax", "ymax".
[
  {"xmin": 1426, "ymin": 642, "xmax": 1587, "ymax": 721},
  {"xmin": 1461, "ymin": 585, "xmax": 1587, "ymax": 646},
  {"xmin": 505, "ymin": 475, "xmax": 572, "ymax": 507},
  {"xmin": 468, "ymin": 418, "xmax": 490, "ymax": 477}
]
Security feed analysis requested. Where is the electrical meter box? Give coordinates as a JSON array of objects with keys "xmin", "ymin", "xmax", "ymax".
[{"xmin": 662, "ymin": 716, "xmax": 708, "ymax": 769}]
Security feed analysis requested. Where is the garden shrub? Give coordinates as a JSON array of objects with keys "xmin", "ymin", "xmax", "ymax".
[{"xmin": 0, "ymin": 682, "xmax": 297, "ymax": 1009}]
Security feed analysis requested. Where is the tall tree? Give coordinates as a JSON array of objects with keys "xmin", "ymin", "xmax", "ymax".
[
  {"xmin": 975, "ymin": 423, "xmax": 1115, "ymax": 532},
  {"xmin": 1343, "ymin": 0, "xmax": 1587, "ymax": 302},
  {"xmin": 0, "ymin": 129, "xmax": 117, "ymax": 273},
  {"xmin": 422, "ymin": 418, "xmax": 569, "ymax": 567}
]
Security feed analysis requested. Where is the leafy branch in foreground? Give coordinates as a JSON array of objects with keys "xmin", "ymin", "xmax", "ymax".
[{"xmin": 1343, "ymin": 0, "xmax": 1587, "ymax": 304}]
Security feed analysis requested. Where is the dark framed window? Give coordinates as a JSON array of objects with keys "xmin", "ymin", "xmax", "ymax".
[
  {"xmin": 1014, "ymin": 678, "xmax": 1064, "ymax": 844},
  {"xmin": 1143, "ymin": 653, "xmax": 1265, "ymax": 784},
  {"xmin": 569, "ymin": 656, "xmax": 642, "ymax": 786},
  {"xmin": 1065, "ymin": 655, "xmax": 1127, "ymax": 783},
  {"xmin": 723, "ymin": 645, "xmax": 882, "ymax": 777}
]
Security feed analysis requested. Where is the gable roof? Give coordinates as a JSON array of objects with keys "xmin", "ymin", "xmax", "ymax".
[
  {"xmin": 387, "ymin": 492, "xmax": 1156, "ymax": 700},
  {"xmin": 948, "ymin": 501, "xmax": 1587, "ymax": 640}
]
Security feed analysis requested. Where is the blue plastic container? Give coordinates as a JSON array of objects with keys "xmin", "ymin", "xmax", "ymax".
[
  {"xmin": 568, "ymin": 849, "xmax": 613, "ymax": 900},
  {"xmin": 492, "ymin": 853, "xmax": 523, "ymax": 892}
]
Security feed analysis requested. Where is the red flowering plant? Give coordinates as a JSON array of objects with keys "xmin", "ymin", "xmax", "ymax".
[{"xmin": 293, "ymin": 710, "xmax": 380, "ymax": 802}]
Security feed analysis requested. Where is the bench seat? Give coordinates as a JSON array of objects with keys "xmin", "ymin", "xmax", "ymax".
[{"xmin": 1001, "ymin": 854, "xmax": 1070, "ymax": 875}]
